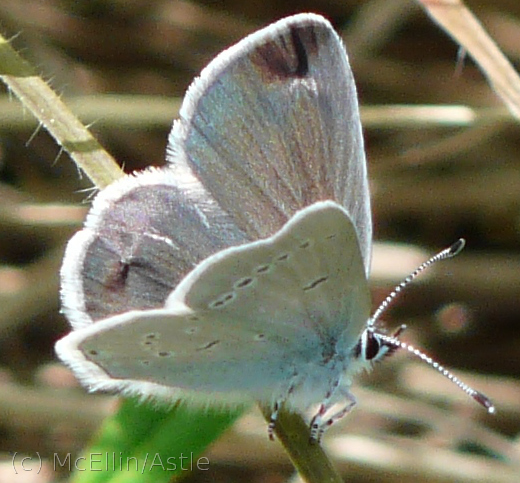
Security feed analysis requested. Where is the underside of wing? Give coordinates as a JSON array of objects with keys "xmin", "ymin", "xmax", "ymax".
[
  {"xmin": 169, "ymin": 201, "xmax": 370, "ymax": 348},
  {"xmin": 56, "ymin": 202, "xmax": 370, "ymax": 405},
  {"xmin": 55, "ymin": 305, "xmax": 310, "ymax": 402}
]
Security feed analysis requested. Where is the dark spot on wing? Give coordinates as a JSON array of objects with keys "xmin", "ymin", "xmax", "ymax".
[
  {"xmin": 235, "ymin": 277, "xmax": 254, "ymax": 288},
  {"xmin": 104, "ymin": 256, "xmax": 149, "ymax": 291},
  {"xmin": 102, "ymin": 258, "xmax": 131, "ymax": 290},
  {"xmin": 209, "ymin": 292, "xmax": 236, "ymax": 309},
  {"xmin": 256, "ymin": 264, "xmax": 271, "ymax": 274},
  {"xmin": 157, "ymin": 351, "xmax": 173, "ymax": 357},
  {"xmin": 303, "ymin": 276, "xmax": 328, "ymax": 291},
  {"xmin": 119, "ymin": 262, "xmax": 130, "ymax": 282},
  {"xmin": 250, "ymin": 25, "xmax": 319, "ymax": 82},
  {"xmin": 290, "ymin": 26, "xmax": 310, "ymax": 77},
  {"xmin": 197, "ymin": 340, "xmax": 220, "ymax": 351}
]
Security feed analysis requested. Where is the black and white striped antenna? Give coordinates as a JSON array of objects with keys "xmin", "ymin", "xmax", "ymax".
[{"xmin": 367, "ymin": 238, "xmax": 495, "ymax": 414}]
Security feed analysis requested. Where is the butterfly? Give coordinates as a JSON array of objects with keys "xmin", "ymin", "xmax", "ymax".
[{"xmin": 56, "ymin": 13, "xmax": 493, "ymax": 443}]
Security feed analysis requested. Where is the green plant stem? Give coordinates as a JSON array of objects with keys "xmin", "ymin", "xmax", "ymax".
[
  {"xmin": 260, "ymin": 405, "xmax": 343, "ymax": 483},
  {"xmin": 0, "ymin": 34, "xmax": 123, "ymax": 189}
]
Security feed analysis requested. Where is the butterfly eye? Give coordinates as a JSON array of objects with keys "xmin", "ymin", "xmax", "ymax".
[
  {"xmin": 362, "ymin": 329, "xmax": 382, "ymax": 361},
  {"xmin": 355, "ymin": 326, "xmax": 404, "ymax": 363},
  {"xmin": 355, "ymin": 328, "xmax": 384, "ymax": 362}
]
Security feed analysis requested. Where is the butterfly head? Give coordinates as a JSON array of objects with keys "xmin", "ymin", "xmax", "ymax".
[{"xmin": 355, "ymin": 324, "xmax": 406, "ymax": 364}]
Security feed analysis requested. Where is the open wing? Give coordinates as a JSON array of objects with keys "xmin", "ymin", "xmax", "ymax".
[
  {"xmin": 61, "ymin": 168, "xmax": 248, "ymax": 329},
  {"xmin": 168, "ymin": 13, "xmax": 372, "ymax": 274}
]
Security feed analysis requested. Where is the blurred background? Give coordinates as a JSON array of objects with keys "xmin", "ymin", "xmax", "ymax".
[{"xmin": 0, "ymin": 0, "xmax": 519, "ymax": 482}]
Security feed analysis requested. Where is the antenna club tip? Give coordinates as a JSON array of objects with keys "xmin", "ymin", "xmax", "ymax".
[
  {"xmin": 473, "ymin": 391, "xmax": 495, "ymax": 414},
  {"xmin": 449, "ymin": 238, "xmax": 466, "ymax": 256}
]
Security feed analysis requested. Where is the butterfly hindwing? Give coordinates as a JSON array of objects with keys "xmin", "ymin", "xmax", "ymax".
[
  {"xmin": 170, "ymin": 201, "xmax": 370, "ymax": 344},
  {"xmin": 56, "ymin": 202, "xmax": 370, "ymax": 401}
]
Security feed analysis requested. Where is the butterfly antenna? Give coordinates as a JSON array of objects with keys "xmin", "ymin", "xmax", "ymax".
[
  {"xmin": 368, "ymin": 238, "xmax": 495, "ymax": 414},
  {"xmin": 369, "ymin": 238, "xmax": 466, "ymax": 327},
  {"xmin": 377, "ymin": 333, "xmax": 495, "ymax": 413}
]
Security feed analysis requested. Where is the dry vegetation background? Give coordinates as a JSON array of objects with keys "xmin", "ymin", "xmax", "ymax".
[{"xmin": 0, "ymin": 0, "xmax": 519, "ymax": 482}]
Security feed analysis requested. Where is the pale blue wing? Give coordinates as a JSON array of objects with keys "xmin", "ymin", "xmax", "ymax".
[
  {"xmin": 170, "ymin": 202, "xmax": 370, "ymax": 345},
  {"xmin": 168, "ymin": 13, "xmax": 372, "ymax": 274},
  {"xmin": 56, "ymin": 306, "xmax": 308, "ymax": 400},
  {"xmin": 56, "ymin": 202, "xmax": 370, "ymax": 399}
]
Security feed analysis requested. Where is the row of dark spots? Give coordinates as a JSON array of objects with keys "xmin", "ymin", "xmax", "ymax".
[
  {"xmin": 139, "ymin": 350, "xmax": 173, "ymax": 365},
  {"xmin": 210, "ymin": 238, "xmax": 314, "ymax": 307},
  {"xmin": 300, "ymin": 234, "xmax": 336, "ymax": 292},
  {"xmin": 253, "ymin": 244, "xmax": 310, "ymax": 274},
  {"xmin": 145, "ymin": 330, "xmax": 172, "ymax": 358},
  {"xmin": 272, "ymin": 239, "xmax": 312, "ymax": 265},
  {"xmin": 186, "ymin": 315, "xmax": 200, "ymax": 334},
  {"xmin": 274, "ymin": 237, "xmax": 328, "ymax": 292},
  {"xmin": 138, "ymin": 337, "xmax": 265, "ymax": 367},
  {"xmin": 256, "ymin": 264, "xmax": 270, "ymax": 274},
  {"xmin": 143, "ymin": 332, "xmax": 159, "ymax": 347},
  {"xmin": 300, "ymin": 232, "xmax": 333, "ymax": 291}
]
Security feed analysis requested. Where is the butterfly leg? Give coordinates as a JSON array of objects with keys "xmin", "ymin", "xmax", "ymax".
[
  {"xmin": 268, "ymin": 376, "xmax": 300, "ymax": 440},
  {"xmin": 268, "ymin": 400, "xmax": 282, "ymax": 441},
  {"xmin": 309, "ymin": 384, "xmax": 357, "ymax": 443}
]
